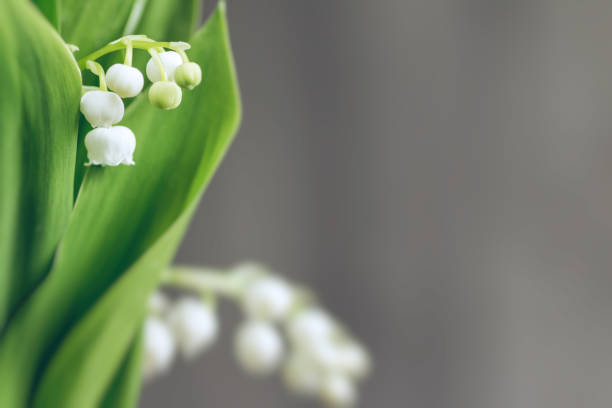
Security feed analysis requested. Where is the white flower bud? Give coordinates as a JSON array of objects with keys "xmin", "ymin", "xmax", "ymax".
[
  {"xmin": 148, "ymin": 81, "xmax": 182, "ymax": 110},
  {"xmin": 320, "ymin": 374, "xmax": 357, "ymax": 408},
  {"xmin": 167, "ymin": 298, "xmax": 218, "ymax": 359},
  {"xmin": 282, "ymin": 352, "xmax": 322, "ymax": 396},
  {"xmin": 335, "ymin": 343, "xmax": 371, "ymax": 380},
  {"xmin": 146, "ymin": 51, "xmax": 183, "ymax": 82},
  {"xmin": 234, "ymin": 321, "xmax": 284, "ymax": 375},
  {"xmin": 287, "ymin": 308, "xmax": 335, "ymax": 347},
  {"xmin": 80, "ymin": 90, "xmax": 124, "ymax": 128},
  {"xmin": 174, "ymin": 62, "xmax": 202, "ymax": 90},
  {"xmin": 243, "ymin": 276, "xmax": 293, "ymax": 321},
  {"xmin": 143, "ymin": 317, "xmax": 176, "ymax": 381},
  {"xmin": 106, "ymin": 64, "xmax": 144, "ymax": 98},
  {"xmin": 148, "ymin": 291, "xmax": 170, "ymax": 316},
  {"xmin": 84, "ymin": 126, "xmax": 136, "ymax": 166}
]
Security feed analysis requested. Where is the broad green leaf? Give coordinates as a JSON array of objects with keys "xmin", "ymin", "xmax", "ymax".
[
  {"xmin": 131, "ymin": 0, "xmax": 203, "ymax": 40},
  {"xmin": 0, "ymin": 0, "xmax": 80, "ymax": 329},
  {"xmin": 0, "ymin": 3, "xmax": 240, "ymax": 407},
  {"xmin": 0, "ymin": 9, "xmax": 22, "ymax": 331},
  {"xmin": 60, "ymin": 0, "xmax": 137, "ymax": 55},
  {"xmin": 35, "ymin": 205, "xmax": 196, "ymax": 407},
  {"xmin": 32, "ymin": 0, "xmax": 60, "ymax": 30},
  {"xmin": 100, "ymin": 329, "xmax": 144, "ymax": 408}
]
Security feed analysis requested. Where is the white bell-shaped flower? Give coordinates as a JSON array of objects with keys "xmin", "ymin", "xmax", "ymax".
[
  {"xmin": 282, "ymin": 352, "xmax": 323, "ymax": 396},
  {"xmin": 335, "ymin": 343, "xmax": 371, "ymax": 380},
  {"xmin": 320, "ymin": 374, "xmax": 357, "ymax": 408},
  {"xmin": 243, "ymin": 276, "xmax": 293, "ymax": 321},
  {"xmin": 106, "ymin": 64, "xmax": 144, "ymax": 98},
  {"xmin": 234, "ymin": 320, "xmax": 284, "ymax": 375},
  {"xmin": 287, "ymin": 308, "xmax": 335, "ymax": 347},
  {"xmin": 84, "ymin": 126, "xmax": 136, "ymax": 166},
  {"xmin": 167, "ymin": 298, "xmax": 218, "ymax": 359},
  {"xmin": 80, "ymin": 90, "xmax": 124, "ymax": 128},
  {"xmin": 143, "ymin": 317, "xmax": 176, "ymax": 381},
  {"xmin": 300, "ymin": 337, "xmax": 342, "ymax": 372},
  {"xmin": 148, "ymin": 81, "xmax": 182, "ymax": 110},
  {"xmin": 146, "ymin": 51, "xmax": 183, "ymax": 82},
  {"xmin": 174, "ymin": 62, "xmax": 202, "ymax": 89}
]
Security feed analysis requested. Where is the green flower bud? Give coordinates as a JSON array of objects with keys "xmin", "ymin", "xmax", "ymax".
[
  {"xmin": 148, "ymin": 81, "xmax": 182, "ymax": 110},
  {"xmin": 174, "ymin": 62, "xmax": 202, "ymax": 90}
]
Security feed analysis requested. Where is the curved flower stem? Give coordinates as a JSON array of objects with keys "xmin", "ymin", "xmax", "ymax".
[
  {"xmin": 124, "ymin": 39, "xmax": 133, "ymax": 66},
  {"xmin": 148, "ymin": 48, "xmax": 167, "ymax": 81},
  {"xmin": 86, "ymin": 60, "xmax": 107, "ymax": 91},
  {"xmin": 176, "ymin": 48, "xmax": 189, "ymax": 63},
  {"xmin": 77, "ymin": 37, "xmax": 191, "ymax": 70},
  {"xmin": 161, "ymin": 266, "xmax": 250, "ymax": 299}
]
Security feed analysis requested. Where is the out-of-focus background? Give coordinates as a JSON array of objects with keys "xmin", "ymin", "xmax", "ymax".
[{"xmin": 142, "ymin": 1, "xmax": 612, "ymax": 407}]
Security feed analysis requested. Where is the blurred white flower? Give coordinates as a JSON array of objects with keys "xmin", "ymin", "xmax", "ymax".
[
  {"xmin": 282, "ymin": 352, "xmax": 322, "ymax": 396},
  {"xmin": 300, "ymin": 336, "xmax": 342, "ymax": 372},
  {"xmin": 106, "ymin": 64, "xmax": 144, "ymax": 98},
  {"xmin": 335, "ymin": 342, "xmax": 371, "ymax": 380},
  {"xmin": 167, "ymin": 298, "xmax": 218, "ymax": 359},
  {"xmin": 143, "ymin": 317, "xmax": 176, "ymax": 381},
  {"xmin": 287, "ymin": 308, "xmax": 334, "ymax": 347},
  {"xmin": 234, "ymin": 320, "xmax": 284, "ymax": 375},
  {"xmin": 320, "ymin": 374, "xmax": 356, "ymax": 408},
  {"xmin": 301, "ymin": 339, "xmax": 371, "ymax": 379},
  {"xmin": 146, "ymin": 51, "xmax": 183, "ymax": 82},
  {"xmin": 80, "ymin": 90, "xmax": 124, "ymax": 128},
  {"xmin": 84, "ymin": 126, "xmax": 135, "ymax": 166},
  {"xmin": 243, "ymin": 276, "xmax": 293, "ymax": 321}
]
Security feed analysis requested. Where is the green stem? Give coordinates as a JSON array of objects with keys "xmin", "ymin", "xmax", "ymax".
[
  {"xmin": 124, "ymin": 40, "xmax": 133, "ymax": 66},
  {"xmin": 148, "ymin": 49, "xmax": 167, "ymax": 81},
  {"xmin": 162, "ymin": 266, "xmax": 242, "ymax": 298},
  {"xmin": 86, "ymin": 60, "xmax": 107, "ymax": 91},
  {"xmin": 176, "ymin": 48, "xmax": 189, "ymax": 64},
  {"xmin": 77, "ymin": 40, "xmax": 173, "ymax": 69}
]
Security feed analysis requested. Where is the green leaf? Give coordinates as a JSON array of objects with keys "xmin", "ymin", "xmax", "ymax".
[
  {"xmin": 130, "ymin": 0, "xmax": 203, "ymax": 40},
  {"xmin": 32, "ymin": 0, "xmax": 60, "ymax": 30},
  {"xmin": 60, "ymin": 0, "xmax": 137, "ymax": 55},
  {"xmin": 100, "ymin": 329, "xmax": 144, "ymax": 408},
  {"xmin": 0, "ymin": 0, "xmax": 81, "ymax": 329},
  {"xmin": 35, "ymin": 206, "xmax": 197, "ymax": 407},
  {"xmin": 0, "ymin": 3, "xmax": 240, "ymax": 407}
]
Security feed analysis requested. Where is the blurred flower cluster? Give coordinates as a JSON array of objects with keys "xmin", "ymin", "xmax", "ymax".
[{"xmin": 144, "ymin": 263, "xmax": 371, "ymax": 407}]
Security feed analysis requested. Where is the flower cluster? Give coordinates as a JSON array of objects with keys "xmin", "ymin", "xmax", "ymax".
[
  {"xmin": 143, "ymin": 292, "xmax": 218, "ymax": 380},
  {"xmin": 77, "ymin": 36, "xmax": 202, "ymax": 166},
  {"xmin": 144, "ymin": 263, "xmax": 371, "ymax": 407}
]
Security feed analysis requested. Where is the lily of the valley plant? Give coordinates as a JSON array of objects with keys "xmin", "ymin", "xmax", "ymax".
[{"xmin": 0, "ymin": 1, "xmax": 371, "ymax": 407}]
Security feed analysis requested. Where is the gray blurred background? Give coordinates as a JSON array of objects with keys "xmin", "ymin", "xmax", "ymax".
[{"xmin": 141, "ymin": 1, "xmax": 612, "ymax": 407}]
